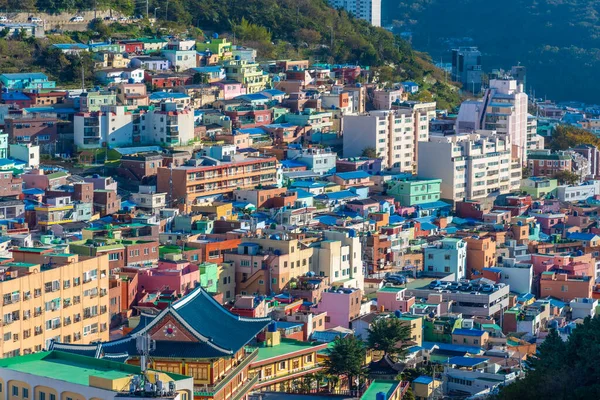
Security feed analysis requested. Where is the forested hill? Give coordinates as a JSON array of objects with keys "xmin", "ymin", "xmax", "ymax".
[
  {"xmin": 4, "ymin": 0, "xmax": 460, "ymax": 108},
  {"xmin": 382, "ymin": 0, "xmax": 600, "ymax": 103}
]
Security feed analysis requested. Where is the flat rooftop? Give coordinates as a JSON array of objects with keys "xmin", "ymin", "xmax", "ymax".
[
  {"xmin": 361, "ymin": 380, "xmax": 401, "ymax": 400},
  {"xmin": 0, "ymin": 351, "xmax": 189, "ymax": 387},
  {"xmin": 255, "ymin": 339, "xmax": 325, "ymax": 362}
]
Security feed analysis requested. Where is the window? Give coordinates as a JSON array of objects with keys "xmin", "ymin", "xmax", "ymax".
[
  {"xmin": 108, "ymin": 253, "xmax": 119, "ymax": 261},
  {"xmin": 12, "ymin": 386, "xmax": 18, "ymax": 396},
  {"xmin": 40, "ymin": 392, "xmax": 46, "ymax": 400},
  {"xmin": 278, "ymin": 361, "xmax": 286, "ymax": 370}
]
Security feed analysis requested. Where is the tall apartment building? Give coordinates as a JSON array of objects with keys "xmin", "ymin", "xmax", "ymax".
[
  {"xmin": 457, "ymin": 79, "xmax": 529, "ymax": 163},
  {"xmin": 418, "ymin": 131, "xmax": 522, "ymax": 203},
  {"xmin": 74, "ymin": 102, "xmax": 194, "ymax": 149},
  {"xmin": 328, "ymin": 0, "xmax": 381, "ymax": 26},
  {"xmin": 0, "ymin": 253, "xmax": 110, "ymax": 358},
  {"xmin": 451, "ymin": 47, "xmax": 483, "ymax": 94},
  {"xmin": 342, "ymin": 102, "xmax": 435, "ymax": 171},
  {"xmin": 156, "ymin": 156, "xmax": 278, "ymax": 209}
]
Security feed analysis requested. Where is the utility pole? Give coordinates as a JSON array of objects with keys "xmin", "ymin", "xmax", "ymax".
[
  {"xmin": 154, "ymin": 7, "xmax": 160, "ymax": 20},
  {"xmin": 165, "ymin": 0, "xmax": 169, "ymax": 21},
  {"xmin": 146, "ymin": 0, "xmax": 149, "ymax": 19},
  {"xmin": 81, "ymin": 63, "xmax": 85, "ymax": 91}
]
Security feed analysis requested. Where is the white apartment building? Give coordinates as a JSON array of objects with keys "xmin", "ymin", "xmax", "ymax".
[
  {"xmin": 74, "ymin": 102, "xmax": 194, "ymax": 149},
  {"xmin": 74, "ymin": 106, "xmax": 136, "ymax": 149},
  {"xmin": 311, "ymin": 230, "xmax": 364, "ymax": 290},
  {"xmin": 457, "ymin": 79, "xmax": 529, "ymax": 163},
  {"xmin": 527, "ymin": 114, "xmax": 544, "ymax": 151},
  {"xmin": 342, "ymin": 102, "xmax": 434, "ymax": 171},
  {"xmin": 418, "ymin": 131, "xmax": 522, "ymax": 202},
  {"xmin": 287, "ymin": 146, "xmax": 337, "ymax": 175},
  {"xmin": 150, "ymin": 102, "xmax": 195, "ymax": 146},
  {"xmin": 328, "ymin": 0, "xmax": 381, "ymax": 26}
]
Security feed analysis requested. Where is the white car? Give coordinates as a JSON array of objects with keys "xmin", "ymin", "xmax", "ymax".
[
  {"xmin": 28, "ymin": 16, "xmax": 42, "ymax": 23},
  {"xmin": 118, "ymin": 16, "xmax": 129, "ymax": 22},
  {"xmin": 0, "ymin": 16, "xmax": 9, "ymax": 23},
  {"xmin": 70, "ymin": 16, "xmax": 84, "ymax": 22}
]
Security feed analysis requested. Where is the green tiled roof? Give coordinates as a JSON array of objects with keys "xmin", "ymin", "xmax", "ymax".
[{"xmin": 47, "ymin": 171, "xmax": 68, "ymax": 179}]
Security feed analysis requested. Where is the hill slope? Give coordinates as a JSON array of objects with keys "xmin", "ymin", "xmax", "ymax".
[
  {"xmin": 382, "ymin": 0, "xmax": 600, "ymax": 102},
  {"xmin": 11, "ymin": 0, "xmax": 460, "ymax": 108}
]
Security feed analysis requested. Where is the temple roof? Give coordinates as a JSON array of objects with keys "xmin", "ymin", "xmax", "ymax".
[{"xmin": 50, "ymin": 287, "xmax": 271, "ymax": 361}]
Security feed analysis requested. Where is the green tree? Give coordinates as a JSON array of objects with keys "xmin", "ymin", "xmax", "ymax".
[
  {"xmin": 549, "ymin": 125, "xmax": 600, "ymax": 151},
  {"xmin": 324, "ymin": 335, "xmax": 365, "ymax": 392},
  {"xmin": 367, "ymin": 317, "xmax": 412, "ymax": 361},
  {"xmin": 361, "ymin": 147, "xmax": 377, "ymax": 158},
  {"xmin": 553, "ymin": 170, "xmax": 580, "ymax": 185},
  {"xmin": 403, "ymin": 387, "xmax": 416, "ymax": 400},
  {"xmin": 496, "ymin": 320, "xmax": 600, "ymax": 400}
]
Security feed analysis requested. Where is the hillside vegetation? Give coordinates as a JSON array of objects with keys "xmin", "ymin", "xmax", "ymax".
[
  {"xmin": 382, "ymin": 0, "xmax": 600, "ymax": 102},
  {"xmin": 3, "ymin": 0, "xmax": 460, "ymax": 109}
]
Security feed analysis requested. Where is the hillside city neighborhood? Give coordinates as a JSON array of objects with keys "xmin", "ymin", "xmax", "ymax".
[{"xmin": 0, "ymin": 1, "xmax": 599, "ymax": 400}]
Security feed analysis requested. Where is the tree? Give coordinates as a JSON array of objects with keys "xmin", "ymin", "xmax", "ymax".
[
  {"xmin": 553, "ymin": 170, "xmax": 580, "ymax": 185},
  {"xmin": 403, "ymin": 387, "xmax": 416, "ymax": 400},
  {"xmin": 549, "ymin": 125, "xmax": 600, "ymax": 151},
  {"xmin": 367, "ymin": 317, "xmax": 412, "ymax": 361},
  {"xmin": 496, "ymin": 320, "xmax": 600, "ymax": 400},
  {"xmin": 361, "ymin": 147, "xmax": 377, "ymax": 159},
  {"xmin": 324, "ymin": 335, "xmax": 365, "ymax": 391}
]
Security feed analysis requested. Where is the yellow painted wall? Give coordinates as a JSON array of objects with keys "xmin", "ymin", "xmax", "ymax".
[{"xmin": 0, "ymin": 255, "xmax": 110, "ymax": 357}]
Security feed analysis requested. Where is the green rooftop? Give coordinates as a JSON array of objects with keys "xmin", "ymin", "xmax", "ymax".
[
  {"xmin": 2, "ymin": 262, "xmax": 38, "ymax": 268},
  {"xmin": 16, "ymin": 247, "xmax": 50, "ymax": 253},
  {"xmin": 0, "ymin": 351, "xmax": 189, "ymax": 386},
  {"xmin": 378, "ymin": 285, "xmax": 405, "ymax": 293},
  {"xmin": 360, "ymin": 380, "xmax": 401, "ymax": 400},
  {"xmin": 47, "ymin": 171, "xmax": 68, "ymax": 179},
  {"xmin": 255, "ymin": 339, "xmax": 324, "ymax": 362}
]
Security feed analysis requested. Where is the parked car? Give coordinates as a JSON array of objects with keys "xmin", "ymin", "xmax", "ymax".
[
  {"xmin": 28, "ymin": 16, "xmax": 42, "ymax": 23},
  {"xmin": 118, "ymin": 16, "xmax": 129, "ymax": 22},
  {"xmin": 70, "ymin": 16, "xmax": 84, "ymax": 22},
  {"xmin": 0, "ymin": 16, "xmax": 9, "ymax": 23},
  {"xmin": 104, "ymin": 16, "xmax": 117, "ymax": 21}
]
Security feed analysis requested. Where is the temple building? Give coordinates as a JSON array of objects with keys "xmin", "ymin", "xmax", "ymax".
[{"xmin": 49, "ymin": 286, "xmax": 271, "ymax": 400}]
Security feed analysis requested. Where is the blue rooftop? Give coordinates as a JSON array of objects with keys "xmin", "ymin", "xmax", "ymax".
[
  {"xmin": 291, "ymin": 188, "xmax": 314, "ymax": 199},
  {"xmin": 420, "ymin": 222, "xmax": 437, "ymax": 231},
  {"xmin": 237, "ymin": 128, "xmax": 267, "ymax": 135},
  {"xmin": 389, "ymin": 215, "xmax": 406, "ymax": 224},
  {"xmin": 190, "ymin": 66, "xmax": 223, "ymax": 73},
  {"xmin": 315, "ymin": 190, "xmax": 357, "ymax": 201},
  {"xmin": 315, "ymin": 215, "xmax": 338, "ymax": 226},
  {"xmin": 1, "ymin": 72, "xmax": 49, "ymax": 80},
  {"xmin": 335, "ymin": 171, "xmax": 371, "ymax": 180},
  {"xmin": 261, "ymin": 89, "xmax": 286, "ymax": 96},
  {"xmin": 413, "ymin": 376, "xmax": 434, "ymax": 385},
  {"xmin": 567, "ymin": 232, "xmax": 598, "ymax": 241},
  {"xmin": 482, "ymin": 267, "xmax": 502, "ymax": 274},
  {"xmin": 280, "ymin": 159, "xmax": 306, "ymax": 169},
  {"xmin": 149, "ymin": 92, "xmax": 190, "ymax": 100},
  {"xmin": 447, "ymin": 356, "xmax": 488, "ymax": 367},
  {"xmin": 236, "ymin": 93, "xmax": 269, "ymax": 102},
  {"xmin": 453, "ymin": 329, "xmax": 486, "ymax": 337},
  {"xmin": 417, "ymin": 201, "xmax": 452, "ymax": 210},
  {"xmin": 1, "ymin": 91, "xmax": 31, "ymax": 101},
  {"xmin": 22, "ymin": 188, "xmax": 45, "ymax": 195},
  {"xmin": 290, "ymin": 181, "xmax": 327, "ymax": 188},
  {"xmin": 52, "ymin": 43, "xmax": 89, "ymax": 50}
]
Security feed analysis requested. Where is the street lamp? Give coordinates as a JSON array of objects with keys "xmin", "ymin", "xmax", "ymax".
[{"xmin": 154, "ymin": 7, "xmax": 160, "ymax": 20}]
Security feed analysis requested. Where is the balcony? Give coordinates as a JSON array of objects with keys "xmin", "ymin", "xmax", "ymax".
[
  {"xmin": 193, "ymin": 347, "xmax": 258, "ymax": 397},
  {"xmin": 255, "ymin": 363, "xmax": 325, "ymax": 387}
]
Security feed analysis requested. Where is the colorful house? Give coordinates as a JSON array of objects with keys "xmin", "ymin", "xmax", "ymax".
[
  {"xmin": 387, "ymin": 178, "xmax": 442, "ymax": 206},
  {"xmin": 223, "ymin": 59, "xmax": 270, "ymax": 94},
  {"xmin": 0, "ymin": 73, "xmax": 56, "ymax": 90}
]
